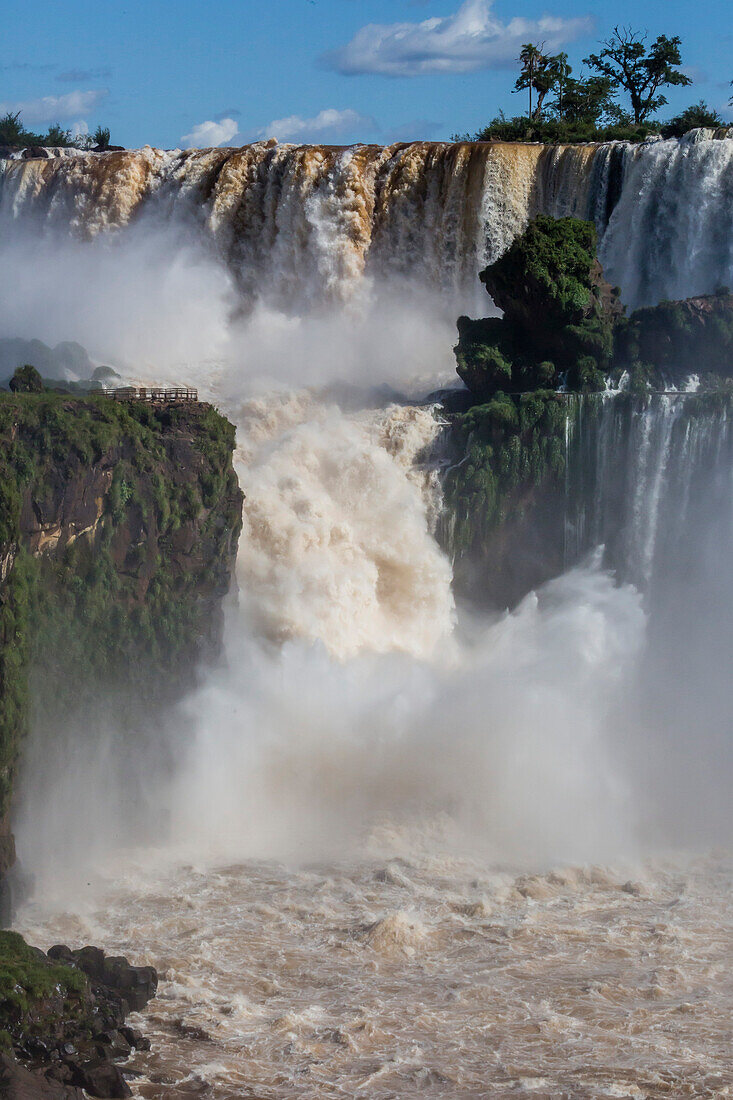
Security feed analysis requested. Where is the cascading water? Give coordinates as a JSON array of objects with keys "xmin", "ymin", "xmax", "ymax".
[
  {"xmin": 2, "ymin": 132, "xmax": 732, "ymax": 309},
  {"xmin": 4, "ymin": 135, "xmax": 733, "ymax": 1098},
  {"xmin": 565, "ymin": 392, "xmax": 733, "ymax": 589},
  {"xmin": 14, "ymin": 381, "xmax": 733, "ymax": 1098}
]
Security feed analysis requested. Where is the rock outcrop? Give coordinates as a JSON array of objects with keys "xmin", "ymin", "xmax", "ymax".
[
  {"xmin": 616, "ymin": 288, "xmax": 733, "ymax": 385},
  {"xmin": 455, "ymin": 215, "xmax": 622, "ymax": 400},
  {"xmin": 0, "ymin": 934, "xmax": 156, "ymax": 1099},
  {"xmin": 0, "ymin": 393, "xmax": 243, "ymax": 916}
]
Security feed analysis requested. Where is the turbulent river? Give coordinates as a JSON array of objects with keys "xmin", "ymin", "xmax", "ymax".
[{"xmin": 3, "ymin": 134, "xmax": 733, "ymax": 1097}]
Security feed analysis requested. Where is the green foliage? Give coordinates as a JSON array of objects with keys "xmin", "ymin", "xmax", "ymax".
[
  {"xmin": 0, "ymin": 932, "xmax": 86, "ymax": 1023},
  {"xmin": 484, "ymin": 215, "xmax": 598, "ymax": 320},
  {"xmin": 8, "ymin": 365, "xmax": 43, "ymax": 394},
  {"xmin": 441, "ymin": 393, "xmax": 568, "ymax": 556},
  {"xmin": 614, "ymin": 289, "xmax": 733, "ymax": 386},
  {"xmin": 456, "ymin": 216, "xmax": 619, "ymax": 400},
  {"xmin": 473, "ymin": 113, "xmax": 661, "ymax": 145},
  {"xmin": 0, "ymin": 392, "xmax": 241, "ymax": 823},
  {"xmin": 662, "ymin": 101, "xmax": 725, "ymax": 137},
  {"xmin": 93, "ymin": 125, "xmax": 111, "ymax": 149},
  {"xmin": 463, "ymin": 26, "xmax": 727, "ymax": 144},
  {"xmin": 0, "ymin": 110, "xmax": 113, "ymax": 150},
  {"xmin": 584, "ymin": 26, "xmax": 692, "ymax": 124}
]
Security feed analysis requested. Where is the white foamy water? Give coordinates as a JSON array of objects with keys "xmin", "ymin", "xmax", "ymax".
[
  {"xmin": 17, "ymin": 852, "xmax": 733, "ymax": 1098},
  {"xmin": 4, "ymin": 140, "xmax": 733, "ymax": 1095},
  {"xmin": 15, "ymin": 387, "xmax": 733, "ymax": 1098},
  {"xmin": 2, "ymin": 133, "xmax": 732, "ymax": 312}
]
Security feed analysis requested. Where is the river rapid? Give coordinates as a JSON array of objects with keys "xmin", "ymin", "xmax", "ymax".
[
  {"xmin": 13, "ymin": 393, "xmax": 733, "ymax": 1100},
  {"xmin": 4, "ymin": 133, "xmax": 733, "ymax": 1098}
]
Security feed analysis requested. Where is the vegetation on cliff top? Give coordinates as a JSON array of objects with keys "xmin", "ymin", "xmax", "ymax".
[
  {"xmin": 0, "ymin": 392, "xmax": 242, "ymax": 827},
  {"xmin": 455, "ymin": 216, "xmax": 621, "ymax": 400},
  {"xmin": 454, "ymin": 26, "xmax": 729, "ymax": 144},
  {"xmin": 443, "ymin": 214, "xmax": 733, "ymax": 604},
  {"xmin": 0, "ymin": 111, "xmax": 115, "ymax": 151},
  {"xmin": 456, "ymin": 215, "xmax": 733, "ymax": 403}
]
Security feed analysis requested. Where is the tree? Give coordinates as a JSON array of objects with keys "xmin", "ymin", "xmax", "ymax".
[
  {"xmin": 551, "ymin": 53, "xmax": 571, "ymax": 120},
  {"xmin": 45, "ymin": 123, "xmax": 72, "ymax": 147},
  {"xmin": 551, "ymin": 73, "xmax": 616, "ymax": 126},
  {"xmin": 9, "ymin": 365, "xmax": 43, "ymax": 394},
  {"xmin": 0, "ymin": 111, "xmax": 25, "ymax": 145},
  {"xmin": 663, "ymin": 101, "xmax": 724, "ymax": 137},
  {"xmin": 584, "ymin": 27, "xmax": 691, "ymax": 124},
  {"xmin": 93, "ymin": 125, "xmax": 111, "ymax": 150},
  {"xmin": 515, "ymin": 43, "xmax": 545, "ymax": 120}
]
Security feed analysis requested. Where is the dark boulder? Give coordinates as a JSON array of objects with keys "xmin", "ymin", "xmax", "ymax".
[
  {"xmin": 101, "ymin": 955, "xmax": 158, "ymax": 1012},
  {"xmin": 0, "ymin": 1055, "xmax": 84, "ymax": 1099},
  {"xmin": 66, "ymin": 1061, "xmax": 131, "ymax": 1099}
]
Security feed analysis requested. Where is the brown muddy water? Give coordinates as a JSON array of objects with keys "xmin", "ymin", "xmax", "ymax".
[{"xmin": 17, "ymin": 851, "xmax": 732, "ymax": 1099}]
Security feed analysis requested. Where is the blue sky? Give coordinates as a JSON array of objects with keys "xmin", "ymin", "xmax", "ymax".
[{"xmin": 1, "ymin": 0, "xmax": 730, "ymax": 148}]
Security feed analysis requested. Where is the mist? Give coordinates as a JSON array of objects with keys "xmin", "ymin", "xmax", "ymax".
[
  {"xmin": 2, "ymin": 192, "xmax": 731, "ymax": 917},
  {"xmin": 12, "ymin": 382, "xmax": 733, "ymax": 911}
]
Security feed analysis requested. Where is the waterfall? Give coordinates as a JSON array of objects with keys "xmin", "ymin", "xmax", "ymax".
[
  {"xmin": 565, "ymin": 392, "xmax": 733, "ymax": 590},
  {"xmin": 2, "ymin": 133, "xmax": 731, "ymax": 309}
]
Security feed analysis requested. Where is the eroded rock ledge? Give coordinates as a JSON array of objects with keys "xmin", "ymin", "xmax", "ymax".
[
  {"xmin": 0, "ymin": 934, "xmax": 156, "ymax": 1098},
  {"xmin": 0, "ymin": 393, "xmax": 242, "ymax": 924}
]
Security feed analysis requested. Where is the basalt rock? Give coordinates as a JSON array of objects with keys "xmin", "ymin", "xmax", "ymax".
[
  {"xmin": 0, "ymin": 1055, "xmax": 85, "ymax": 1099},
  {"xmin": 615, "ymin": 288, "xmax": 733, "ymax": 385},
  {"xmin": 0, "ymin": 935, "xmax": 156, "ymax": 1100},
  {"xmin": 456, "ymin": 216, "xmax": 622, "ymax": 400}
]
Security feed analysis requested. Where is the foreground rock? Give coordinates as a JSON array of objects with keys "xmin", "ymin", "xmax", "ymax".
[
  {"xmin": 616, "ymin": 288, "xmax": 733, "ymax": 385},
  {"xmin": 0, "ymin": 933, "xmax": 156, "ymax": 1099}
]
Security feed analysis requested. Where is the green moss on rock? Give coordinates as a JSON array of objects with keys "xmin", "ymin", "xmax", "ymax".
[
  {"xmin": 0, "ymin": 932, "xmax": 86, "ymax": 1024},
  {"xmin": 439, "ymin": 391, "xmax": 570, "ymax": 605},
  {"xmin": 456, "ymin": 216, "xmax": 621, "ymax": 400},
  {"xmin": 0, "ymin": 393, "xmax": 242, "ymax": 840}
]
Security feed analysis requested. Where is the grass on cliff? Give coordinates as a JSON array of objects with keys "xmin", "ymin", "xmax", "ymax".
[
  {"xmin": 0, "ymin": 931, "xmax": 86, "ymax": 1017},
  {"xmin": 0, "ymin": 391, "xmax": 241, "ymax": 823},
  {"xmin": 441, "ymin": 391, "xmax": 568, "ymax": 556}
]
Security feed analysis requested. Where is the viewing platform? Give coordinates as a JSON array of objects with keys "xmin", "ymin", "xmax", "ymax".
[{"xmin": 112, "ymin": 386, "xmax": 199, "ymax": 404}]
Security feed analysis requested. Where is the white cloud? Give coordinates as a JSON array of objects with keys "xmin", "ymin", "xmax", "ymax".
[
  {"xmin": 180, "ymin": 118, "xmax": 239, "ymax": 148},
  {"xmin": 255, "ymin": 107, "xmax": 374, "ymax": 143},
  {"xmin": 0, "ymin": 89, "xmax": 108, "ymax": 123},
  {"xmin": 322, "ymin": 0, "xmax": 592, "ymax": 77}
]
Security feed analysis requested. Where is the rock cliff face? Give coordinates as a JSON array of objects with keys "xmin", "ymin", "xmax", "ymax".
[
  {"xmin": 616, "ymin": 289, "xmax": 733, "ymax": 384},
  {"xmin": 0, "ymin": 393, "xmax": 243, "ymax": 913},
  {"xmin": 0, "ymin": 933, "xmax": 158, "ymax": 1099},
  {"xmin": 455, "ymin": 216, "xmax": 622, "ymax": 400}
]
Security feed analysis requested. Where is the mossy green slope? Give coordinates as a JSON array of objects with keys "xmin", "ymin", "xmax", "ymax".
[
  {"xmin": 0, "ymin": 394, "xmax": 242, "ymax": 840},
  {"xmin": 455, "ymin": 216, "xmax": 621, "ymax": 400}
]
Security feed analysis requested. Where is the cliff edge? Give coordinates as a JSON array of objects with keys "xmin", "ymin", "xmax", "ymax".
[{"xmin": 0, "ymin": 392, "xmax": 243, "ymax": 912}]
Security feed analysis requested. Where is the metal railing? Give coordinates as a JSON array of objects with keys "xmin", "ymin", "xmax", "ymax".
[{"xmin": 112, "ymin": 386, "xmax": 199, "ymax": 403}]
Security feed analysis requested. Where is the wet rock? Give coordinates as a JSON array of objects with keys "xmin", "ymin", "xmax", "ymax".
[
  {"xmin": 67, "ymin": 1060, "xmax": 132, "ymax": 1099},
  {"xmin": 101, "ymin": 955, "xmax": 158, "ymax": 1012},
  {"xmin": 118, "ymin": 1026, "xmax": 149, "ymax": 1051},
  {"xmin": 70, "ymin": 945, "xmax": 105, "ymax": 980},
  {"xmin": 92, "ymin": 1032, "xmax": 131, "ymax": 1058},
  {"xmin": 46, "ymin": 946, "xmax": 73, "ymax": 964},
  {"xmin": 0, "ymin": 1055, "xmax": 84, "ymax": 1098},
  {"xmin": 172, "ymin": 1019, "xmax": 212, "ymax": 1042},
  {"xmin": 0, "ymin": 938, "xmax": 156, "ymax": 1095}
]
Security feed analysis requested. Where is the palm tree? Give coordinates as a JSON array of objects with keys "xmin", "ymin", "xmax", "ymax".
[{"xmin": 517, "ymin": 44, "xmax": 544, "ymax": 120}]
